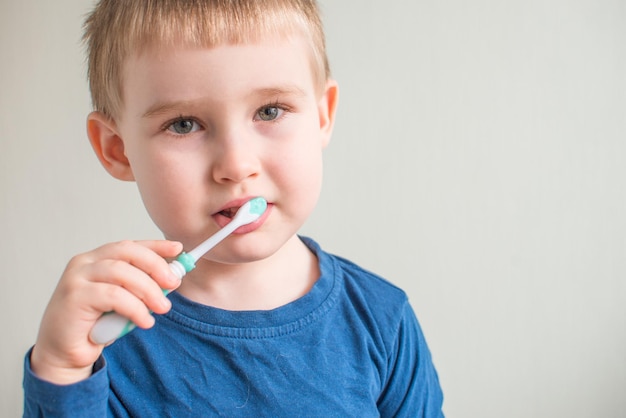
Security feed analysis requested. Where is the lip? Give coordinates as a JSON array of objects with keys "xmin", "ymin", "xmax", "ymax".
[{"xmin": 212, "ymin": 197, "xmax": 272, "ymax": 233}]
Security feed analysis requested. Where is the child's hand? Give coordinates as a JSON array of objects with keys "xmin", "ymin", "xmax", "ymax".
[{"xmin": 30, "ymin": 240, "xmax": 183, "ymax": 384}]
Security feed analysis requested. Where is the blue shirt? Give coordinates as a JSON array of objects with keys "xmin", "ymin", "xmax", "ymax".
[{"xmin": 24, "ymin": 237, "xmax": 444, "ymax": 417}]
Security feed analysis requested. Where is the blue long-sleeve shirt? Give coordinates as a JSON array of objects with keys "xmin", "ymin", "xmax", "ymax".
[{"xmin": 24, "ymin": 237, "xmax": 444, "ymax": 417}]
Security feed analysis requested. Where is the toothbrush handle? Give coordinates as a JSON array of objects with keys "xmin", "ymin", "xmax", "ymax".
[
  {"xmin": 89, "ymin": 310, "xmax": 140, "ymax": 345},
  {"xmin": 89, "ymin": 260, "xmax": 187, "ymax": 345}
]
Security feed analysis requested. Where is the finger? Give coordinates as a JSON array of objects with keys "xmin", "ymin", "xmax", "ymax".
[
  {"xmin": 84, "ymin": 282, "xmax": 159, "ymax": 330},
  {"xmin": 81, "ymin": 259, "xmax": 173, "ymax": 315},
  {"xmin": 85, "ymin": 240, "xmax": 183, "ymax": 289},
  {"xmin": 134, "ymin": 239, "xmax": 184, "ymax": 258}
]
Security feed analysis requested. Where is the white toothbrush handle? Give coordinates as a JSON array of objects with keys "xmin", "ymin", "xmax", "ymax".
[
  {"xmin": 89, "ymin": 310, "xmax": 137, "ymax": 345},
  {"xmin": 89, "ymin": 261, "xmax": 186, "ymax": 345}
]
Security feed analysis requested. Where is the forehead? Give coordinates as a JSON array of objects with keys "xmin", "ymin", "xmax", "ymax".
[
  {"xmin": 128, "ymin": 36, "xmax": 314, "ymax": 83},
  {"xmin": 121, "ymin": 37, "xmax": 318, "ymax": 115}
]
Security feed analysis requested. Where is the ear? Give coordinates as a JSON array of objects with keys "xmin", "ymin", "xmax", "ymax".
[
  {"xmin": 317, "ymin": 79, "xmax": 339, "ymax": 148},
  {"xmin": 87, "ymin": 111, "xmax": 135, "ymax": 181}
]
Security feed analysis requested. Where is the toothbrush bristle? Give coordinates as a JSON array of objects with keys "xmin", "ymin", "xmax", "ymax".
[{"xmin": 248, "ymin": 197, "xmax": 267, "ymax": 215}]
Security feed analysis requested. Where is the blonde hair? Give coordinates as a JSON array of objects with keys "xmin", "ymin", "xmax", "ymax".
[{"xmin": 83, "ymin": 0, "xmax": 330, "ymax": 119}]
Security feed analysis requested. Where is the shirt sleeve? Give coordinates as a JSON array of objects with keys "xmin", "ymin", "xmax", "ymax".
[
  {"xmin": 377, "ymin": 302, "xmax": 445, "ymax": 418},
  {"xmin": 23, "ymin": 347, "xmax": 109, "ymax": 418}
]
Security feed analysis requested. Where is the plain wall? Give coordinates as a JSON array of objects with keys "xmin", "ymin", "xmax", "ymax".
[{"xmin": 1, "ymin": 0, "xmax": 624, "ymax": 416}]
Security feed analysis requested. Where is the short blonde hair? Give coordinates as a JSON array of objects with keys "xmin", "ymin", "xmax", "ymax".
[{"xmin": 83, "ymin": 0, "xmax": 330, "ymax": 119}]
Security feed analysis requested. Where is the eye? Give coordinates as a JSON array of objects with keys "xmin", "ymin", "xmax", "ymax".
[
  {"xmin": 255, "ymin": 105, "xmax": 284, "ymax": 122},
  {"xmin": 167, "ymin": 118, "xmax": 201, "ymax": 135}
]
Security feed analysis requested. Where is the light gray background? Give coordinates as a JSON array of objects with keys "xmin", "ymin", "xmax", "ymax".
[{"xmin": 1, "ymin": 0, "xmax": 624, "ymax": 416}]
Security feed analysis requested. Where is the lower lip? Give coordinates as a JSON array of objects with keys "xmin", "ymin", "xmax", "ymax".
[{"xmin": 214, "ymin": 203, "xmax": 273, "ymax": 234}]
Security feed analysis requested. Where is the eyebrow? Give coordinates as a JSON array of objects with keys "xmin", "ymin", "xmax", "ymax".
[
  {"xmin": 253, "ymin": 85, "xmax": 308, "ymax": 100},
  {"xmin": 142, "ymin": 100, "xmax": 196, "ymax": 119},
  {"xmin": 142, "ymin": 85, "xmax": 309, "ymax": 119}
]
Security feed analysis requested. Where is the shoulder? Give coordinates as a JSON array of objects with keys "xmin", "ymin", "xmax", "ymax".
[
  {"xmin": 334, "ymin": 252, "xmax": 408, "ymax": 308},
  {"xmin": 338, "ymin": 252, "xmax": 405, "ymax": 294},
  {"xmin": 305, "ymin": 237, "xmax": 408, "ymax": 303},
  {"xmin": 304, "ymin": 237, "xmax": 412, "ymax": 336}
]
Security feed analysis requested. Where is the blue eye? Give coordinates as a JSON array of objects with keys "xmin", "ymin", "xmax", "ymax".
[
  {"xmin": 256, "ymin": 106, "xmax": 283, "ymax": 121},
  {"xmin": 168, "ymin": 118, "xmax": 200, "ymax": 135}
]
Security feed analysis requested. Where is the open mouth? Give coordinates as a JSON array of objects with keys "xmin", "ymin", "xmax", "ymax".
[{"xmin": 218, "ymin": 207, "xmax": 239, "ymax": 219}]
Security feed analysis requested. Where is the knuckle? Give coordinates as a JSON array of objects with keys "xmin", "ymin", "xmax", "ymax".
[
  {"xmin": 116, "ymin": 239, "xmax": 136, "ymax": 251},
  {"xmin": 104, "ymin": 284, "xmax": 125, "ymax": 300},
  {"xmin": 66, "ymin": 252, "xmax": 91, "ymax": 269},
  {"xmin": 103, "ymin": 258, "xmax": 126, "ymax": 270}
]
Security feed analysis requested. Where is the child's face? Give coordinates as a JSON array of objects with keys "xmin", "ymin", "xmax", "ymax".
[{"xmin": 94, "ymin": 37, "xmax": 337, "ymax": 264}]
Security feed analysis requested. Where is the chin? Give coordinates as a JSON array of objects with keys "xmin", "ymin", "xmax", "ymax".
[{"xmin": 213, "ymin": 239, "xmax": 281, "ymax": 265}]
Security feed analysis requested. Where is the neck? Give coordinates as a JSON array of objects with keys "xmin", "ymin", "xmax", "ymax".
[{"xmin": 175, "ymin": 235, "xmax": 319, "ymax": 311}]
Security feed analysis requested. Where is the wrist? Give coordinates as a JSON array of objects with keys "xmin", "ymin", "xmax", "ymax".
[{"xmin": 30, "ymin": 345, "xmax": 94, "ymax": 385}]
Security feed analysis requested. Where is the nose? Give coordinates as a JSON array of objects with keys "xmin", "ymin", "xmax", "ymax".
[{"xmin": 211, "ymin": 135, "xmax": 261, "ymax": 184}]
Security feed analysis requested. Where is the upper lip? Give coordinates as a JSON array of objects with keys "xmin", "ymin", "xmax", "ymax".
[{"xmin": 213, "ymin": 196, "xmax": 263, "ymax": 215}]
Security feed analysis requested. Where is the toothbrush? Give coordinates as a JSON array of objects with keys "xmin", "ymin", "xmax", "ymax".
[{"xmin": 90, "ymin": 197, "xmax": 268, "ymax": 345}]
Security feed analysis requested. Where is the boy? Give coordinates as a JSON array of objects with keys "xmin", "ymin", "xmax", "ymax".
[{"xmin": 23, "ymin": 0, "xmax": 443, "ymax": 416}]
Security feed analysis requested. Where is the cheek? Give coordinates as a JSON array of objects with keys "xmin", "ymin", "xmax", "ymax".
[
  {"xmin": 136, "ymin": 170, "xmax": 180, "ymax": 232},
  {"xmin": 271, "ymin": 136, "xmax": 325, "ymax": 208},
  {"xmin": 128, "ymin": 151, "xmax": 200, "ymax": 237}
]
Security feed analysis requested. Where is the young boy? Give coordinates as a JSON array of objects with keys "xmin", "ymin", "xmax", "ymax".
[{"xmin": 23, "ymin": 1, "xmax": 443, "ymax": 416}]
